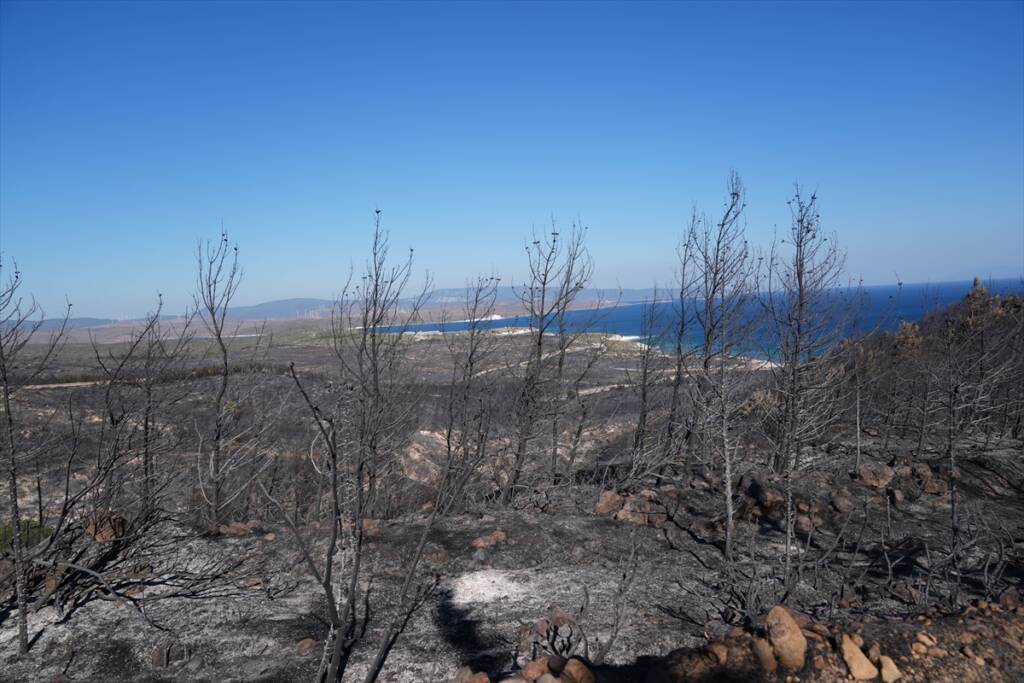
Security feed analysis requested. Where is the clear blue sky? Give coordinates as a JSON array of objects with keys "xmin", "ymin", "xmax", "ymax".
[{"xmin": 1, "ymin": 0, "xmax": 1022, "ymax": 318}]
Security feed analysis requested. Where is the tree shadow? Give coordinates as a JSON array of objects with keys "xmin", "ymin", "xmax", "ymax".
[{"xmin": 434, "ymin": 587, "xmax": 507, "ymax": 674}]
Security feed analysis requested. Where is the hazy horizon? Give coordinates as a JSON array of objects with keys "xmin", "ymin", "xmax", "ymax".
[{"xmin": 2, "ymin": 1, "xmax": 1022, "ymax": 318}]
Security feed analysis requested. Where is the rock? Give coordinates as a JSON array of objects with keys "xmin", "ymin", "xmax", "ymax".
[
  {"xmin": 218, "ymin": 520, "xmax": 251, "ymax": 536},
  {"xmin": 911, "ymin": 642, "xmax": 927, "ymax": 655},
  {"xmin": 916, "ymin": 632, "xmax": 936, "ymax": 647},
  {"xmin": 765, "ymin": 606, "xmax": 806, "ymax": 671},
  {"xmin": 841, "ymin": 634, "xmax": 879, "ymax": 680},
  {"xmin": 595, "ymin": 490, "xmax": 624, "ymax": 514},
  {"xmin": 857, "ymin": 463, "xmax": 895, "ymax": 489},
  {"xmin": 562, "ymin": 658, "xmax": 595, "ymax": 683},
  {"xmin": 708, "ymin": 641, "xmax": 728, "ymax": 665},
  {"xmin": 809, "ymin": 623, "xmax": 831, "ymax": 638},
  {"xmin": 522, "ymin": 657, "xmax": 550, "ymax": 681},
  {"xmin": 867, "ymin": 641, "xmax": 881, "ymax": 663},
  {"xmin": 536, "ymin": 675, "xmax": 558, "ymax": 683},
  {"xmin": 471, "ymin": 529, "xmax": 508, "ymax": 549},
  {"xmin": 801, "ymin": 628, "xmax": 823, "ymax": 642},
  {"xmin": 795, "ymin": 514, "xmax": 814, "ymax": 535},
  {"xmin": 752, "ymin": 638, "xmax": 777, "ymax": 672},
  {"xmin": 999, "ymin": 586, "xmax": 1020, "ymax": 610},
  {"xmin": 832, "ymin": 490, "xmax": 854, "ymax": 513},
  {"xmin": 615, "ymin": 495, "xmax": 667, "ymax": 526},
  {"xmin": 453, "ymin": 667, "xmax": 489, "ymax": 683},
  {"xmin": 361, "ymin": 518, "xmax": 382, "ymax": 538},
  {"xmin": 85, "ymin": 511, "xmax": 128, "ymax": 541},
  {"xmin": 296, "ymin": 638, "xmax": 317, "ymax": 656},
  {"xmin": 912, "ymin": 463, "xmax": 932, "ymax": 479},
  {"xmin": 923, "ymin": 478, "xmax": 948, "ymax": 495},
  {"xmin": 262, "ymin": 532, "xmax": 277, "ymax": 541},
  {"xmin": 879, "ymin": 655, "xmax": 901, "ymax": 682},
  {"xmin": 425, "ymin": 545, "xmax": 450, "ymax": 568}
]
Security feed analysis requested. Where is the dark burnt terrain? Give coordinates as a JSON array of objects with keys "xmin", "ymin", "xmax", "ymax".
[{"xmin": 3, "ymin": 429, "xmax": 1021, "ymax": 681}]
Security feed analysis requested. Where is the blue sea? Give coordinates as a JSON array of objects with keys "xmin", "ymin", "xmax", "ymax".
[{"xmin": 400, "ymin": 279, "xmax": 1023, "ymax": 353}]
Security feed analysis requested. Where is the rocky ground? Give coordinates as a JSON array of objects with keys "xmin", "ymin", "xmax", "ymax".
[{"xmin": 2, "ymin": 441, "xmax": 1022, "ymax": 682}]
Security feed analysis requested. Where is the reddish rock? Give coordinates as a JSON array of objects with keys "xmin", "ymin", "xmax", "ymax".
[
  {"xmin": 595, "ymin": 490, "xmax": 624, "ymax": 515},
  {"xmin": 766, "ymin": 606, "xmax": 807, "ymax": 671},
  {"xmin": 471, "ymin": 529, "xmax": 508, "ymax": 549},
  {"xmin": 425, "ymin": 546, "xmax": 450, "ymax": 568},
  {"xmin": 296, "ymin": 638, "xmax": 317, "ymax": 656},
  {"xmin": 522, "ymin": 657, "xmax": 549, "ymax": 681},
  {"xmin": 752, "ymin": 638, "xmax": 777, "ymax": 672},
  {"xmin": 218, "ymin": 521, "xmax": 251, "ymax": 536},
  {"xmin": 912, "ymin": 463, "xmax": 932, "ymax": 478},
  {"xmin": 562, "ymin": 658, "xmax": 595, "ymax": 683},
  {"xmin": 879, "ymin": 655, "xmax": 902, "ymax": 682},
  {"xmin": 831, "ymin": 490, "xmax": 854, "ymax": 513},
  {"xmin": 85, "ymin": 511, "xmax": 128, "ymax": 541},
  {"xmin": 841, "ymin": 634, "xmax": 878, "ymax": 680},
  {"xmin": 361, "ymin": 518, "xmax": 382, "ymax": 538},
  {"xmin": 453, "ymin": 667, "xmax": 489, "ymax": 683},
  {"xmin": 857, "ymin": 463, "xmax": 895, "ymax": 489},
  {"xmin": 615, "ymin": 495, "xmax": 667, "ymax": 526}
]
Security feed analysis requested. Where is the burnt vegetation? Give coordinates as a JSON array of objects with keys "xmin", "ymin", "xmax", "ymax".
[{"xmin": 2, "ymin": 179, "xmax": 1022, "ymax": 682}]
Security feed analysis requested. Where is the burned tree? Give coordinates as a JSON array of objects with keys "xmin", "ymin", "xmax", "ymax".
[
  {"xmin": 502, "ymin": 222, "xmax": 595, "ymax": 504},
  {"xmin": 763, "ymin": 188, "xmax": 851, "ymax": 580},
  {"xmin": 438, "ymin": 275, "xmax": 500, "ymax": 512},
  {"xmin": 0, "ymin": 261, "xmax": 69, "ymax": 655},
  {"xmin": 682, "ymin": 172, "xmax": 759, "ymax": 563},
  {"xmin": 264, "ymin": 211, "xmax": 437, "ymax": 682}
]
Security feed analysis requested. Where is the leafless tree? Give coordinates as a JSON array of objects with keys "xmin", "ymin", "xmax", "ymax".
[
  {"xmin": 628, "ymin": 289, "xmax": 667, "ymax": 474},
  {"xmin": 762, "ymin": 187, "xmax": 851, "ymax": 580},
  {"xmin": 91, "ymin": 296, "xmax": 195, "ymax": 513},
  {"xmin": 682, "ymin": 172, "xmax": 758, "ymax": 563},
  {"xmin": 438, "ymin": 275, "xmax": 500, "ymax": 512},
  {"xmin": 265, "ymin": 211, "xmax": 436, "ymax": 682},
  {"xmin": 193, "ymin": 231, "xmax": 242, "ymax": 529},
  {"xmin": 193, "ymin": 231, "xmax": 274, "ymax": 529},
  {"xmin": 662, "ymin": 237, "xmax": 697, "ymax": 470},
  {"xmin": 502, "ymin": 222, "xmax": 595, "ymax": 504},
  {"xmin": 0, "ymin": 259, "xmax": 69, "ymax": 655},
  {"xmin": 919, "ymin": 280, "xmax": 1023, "ymax": 603}
]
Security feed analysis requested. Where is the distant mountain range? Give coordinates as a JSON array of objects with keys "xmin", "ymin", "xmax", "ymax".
[
  {"xmin": 32, "ymin": 287, "xmax": 664, "ymax": 328},
  {"xmin": 36, "ymin": 317, "xmax": 118, "ymax": 331},
  {"xmin": 220, "ymin": 288, "xmax": 663, "ymax": 320},
  {"xmin": 35, "ymin": 279, "xmax": 1022, "ymax": 329}
]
